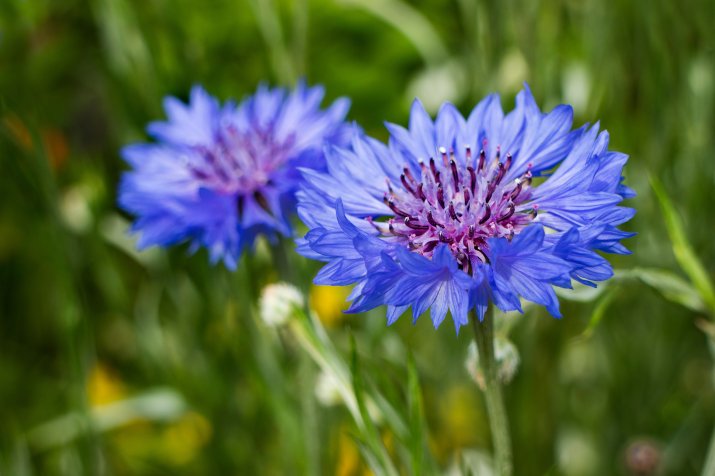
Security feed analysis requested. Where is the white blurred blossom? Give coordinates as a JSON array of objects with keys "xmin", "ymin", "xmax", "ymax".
[
  {"xmin": 259, "ymin": 282, "xmax": 304, "ymax": 327},
  {"xmin": 60, "ymin": 186, "xmax": 93, "ymax": 233},
  {"xmin": 466, "ymin": 337, "xmax": 520, "ymax": 390}
]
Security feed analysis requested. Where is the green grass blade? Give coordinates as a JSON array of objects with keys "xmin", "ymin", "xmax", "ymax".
[
  {"xmin": 651, "ymin": 176, "xmax": 715, "ymax": 316},
  {"xmin": 349, "ymin": 335, "xmax": 398, "ymax": 476},
  {"xmin": 407, "ymin": 352, "xmax": 426, "ymax": 475},
  {"xmin": 629, "ymin": 267, "xmax": 706, "ymax": 313}
]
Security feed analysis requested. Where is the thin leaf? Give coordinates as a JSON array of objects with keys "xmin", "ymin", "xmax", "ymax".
[
  {"xmin": 651, "ymin": 175, "xmax": 715, "ymax": 316},
  {"xmin": 578, "ymin": 288, "xmax": 617, "ymax": 340},
  {"xmin": 628, "ymin": 267, "xmax": 706, "ymax": 313},
  {"xmin": 407, "ymin": 352, "xmax": 426, "ymax": 476},
  {"xmin": 350, "ymin": 335, "xmax": 398, "ymax": 476}
]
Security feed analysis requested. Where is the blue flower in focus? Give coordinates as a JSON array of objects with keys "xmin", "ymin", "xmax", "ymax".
[
  {"xmin": 297, "ymin": 85, "xmax": 635, "ymax": 331},
  {"xmin": 119, "ymin": 82, "xmax": 350, "ymax": 268}
]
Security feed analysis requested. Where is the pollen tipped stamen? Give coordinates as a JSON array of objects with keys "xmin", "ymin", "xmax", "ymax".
[
  {"xmin": 506, "ymin": 224, "xmax": 515, "ymax": 241},
  {"xmin": 449, "ymin": 202, "xmax": 459, "ymax": 221},
  {"xmin": 447, "ymin": 160, "xmax": 458, "ymax": 189},
  {"xmin": 434, "ymin": 170, "xmax": 442, "ymax": 187},
  {"xmin": 404, "ymin": 216, "xmax": 428, "ymax": 231},
  {"xmin": 498, "ymin": 202, "xmax": 515, "ymax": 222},
  {"xmin": 436, "ymin": 187, "xmax": 445, "ymax": 208},
  {"xmin": 504, "ymin": 153, "xmax": 512, "ymax": 170},
  {"xmin": 416, "ymin": 183, "xmax": 426, "ymax": 201},
  {"xmin": 456, "ymin": 252, "xmax": 473, "ymax": 275},
  {"xmin": 438, "ymin": 231, "xmax": 453, "ymax": 243},
  {"xmin": 510, "ymin": 179, "xmax": 523, "ymax": 201},
  {"xmin": 423, "ymin": 240, "xmax": 439, "ymax": 253},
  {"xmin": 476, "ymin": 246, "xmax": 490, "ymax": 264},
  {"xmin": 429, "ymin": 158, "xmax": 438, "ymax": 180},
  {"xmin": 479, "ymin": 205, "xmax": 492, "ymax": 224},
  {"xmin": 386, "ymin": 198, "xmax": 410, "ymax": 217},
  {"xmin": 400, "ymin": 174, "xmax": 414, "ymax": 194},
  {"xmin": 494, "ymin": 162, "xmax": 506, "ymax": 185},
  {"xmin": 439, "ymin": 147, "xmax": 449, "ymax": 167},
  {"xmin": 418, "ymin": 159, "xmax": 428, "ymax": 177},
  {"xmin": 478, "ymin": 149, "xmax": 486, "ymax": 171},
  {"xmin": 427, "ymin": 211, "xmax": 441, "ymax": 227},
  {"xmin": 485, "ymin": 183, "xmax": 495, "ymax": 204}
]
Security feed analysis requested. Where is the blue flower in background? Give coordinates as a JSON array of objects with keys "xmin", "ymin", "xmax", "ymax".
[
  {"xmin": 297, "ymin": 85, "xmax": 635, "ymax": 331},
  {"xmin": 119, "ymin": 82, "xmax": 350, "ymax": 268}
]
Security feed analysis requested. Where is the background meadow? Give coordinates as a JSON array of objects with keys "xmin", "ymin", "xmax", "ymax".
[{"xmin": 1, "ymin": 0, "xmax": 714, "ymax": 474}]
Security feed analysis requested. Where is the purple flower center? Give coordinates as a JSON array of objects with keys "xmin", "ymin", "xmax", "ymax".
[
  {"xmin": 186, "ymin": 124, "xmax": 295, "ymax": 196},
  {"xmin": 368, "ymin": 141, "xmax": 538, "ymax": 274}
]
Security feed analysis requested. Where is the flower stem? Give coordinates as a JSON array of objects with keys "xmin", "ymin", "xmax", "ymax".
[
  {"xmin": 273, "ymin": 236, "xmax": 297, "ymax": 284},
  {"xmin": 470, "ymin": 307, "xmax": 513, "ymax": 476},
  {"xmin": 702, "ymin": 424, "xmax": 715, "ymax": 476}
]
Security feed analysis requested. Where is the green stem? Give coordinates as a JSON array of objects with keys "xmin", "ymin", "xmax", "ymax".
[
  {"xmin": 703, "ymin": 333, "xmax": 715, "ymax": 475},
  {"xmin": 272, "ymin": 236, "xmax": 296, "ymax": 284},
  {"xmin": 470, "ymin": 308, "xmax": 513, "ymax": 476},
  {"xmin": 702, "ymin": 423, "xmax": 715, "ymax": 476}
]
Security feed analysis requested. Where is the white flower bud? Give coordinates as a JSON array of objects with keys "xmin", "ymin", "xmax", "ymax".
[
  {"xmin": 259, "ymin": 282, "xmax": 304, "ymax": 327},
  {"xmin": 60, "ymin": 186, "xmax": 93, "ymax": 233},
  {"xmin": 465, "ymin": 337, "xmax": 520, "ymax": 390}
]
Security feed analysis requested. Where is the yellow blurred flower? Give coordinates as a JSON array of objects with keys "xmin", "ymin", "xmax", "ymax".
[
  {"xmin": 108, "ymin": 412, "xmax": 211, "ymax": 470},
  {"xmin": 431, "ymin": 385, "xmax": 486, "ymax": 460},
  {"xmin": 310, "ymin": 284, "xmax": 351, "ymax": 327},
  {"xmin": 335, "ymin": 426, "xmax": 373, "ymax": 476},
  {"xmin": 161, "ymin": 411, "xmax": 213, "ymax": 466},
  {"xmin": 87, "ymin": 362, "xmax": 127, "ymax": 406}
]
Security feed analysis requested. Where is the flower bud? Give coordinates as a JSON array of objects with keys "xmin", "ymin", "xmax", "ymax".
[
  {"xmin": 465, "ymin": 337, "xmax": 520, "ymax": 390},
  {"xmin": 259, "ymin": 282, "xmax": 304, "ymax": 327}
]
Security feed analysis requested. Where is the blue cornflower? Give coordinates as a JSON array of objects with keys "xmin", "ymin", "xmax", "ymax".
[
  {"xmin": 297, "ymin": 85, "xmax": 634, "ymax": 331},
  {"xmin": 119, "ymin": 82, "xmax": 350, "ymax": 268}
]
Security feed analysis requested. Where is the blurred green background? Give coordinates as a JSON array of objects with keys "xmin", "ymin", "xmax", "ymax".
[{"xmin": 1, "ymin": 0, "xmax": 714, "ymax": 474}]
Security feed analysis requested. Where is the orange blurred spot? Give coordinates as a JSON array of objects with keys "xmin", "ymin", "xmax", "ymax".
[
  {"xmin": 42, "ymin": 127, "xmax": 69, "ymax": 169},
  {"xmin": 3, "ymin": 115, "xmax": 33, "ymax": 151},
  {"xmin": 3, "ymin": 114, "xmax": 69, "ymax": 170}
]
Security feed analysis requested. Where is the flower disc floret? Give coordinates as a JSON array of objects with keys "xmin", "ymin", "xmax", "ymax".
[{"xmin": 370, "ymin": 142, "xmax": 538, "ymax": 275}]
